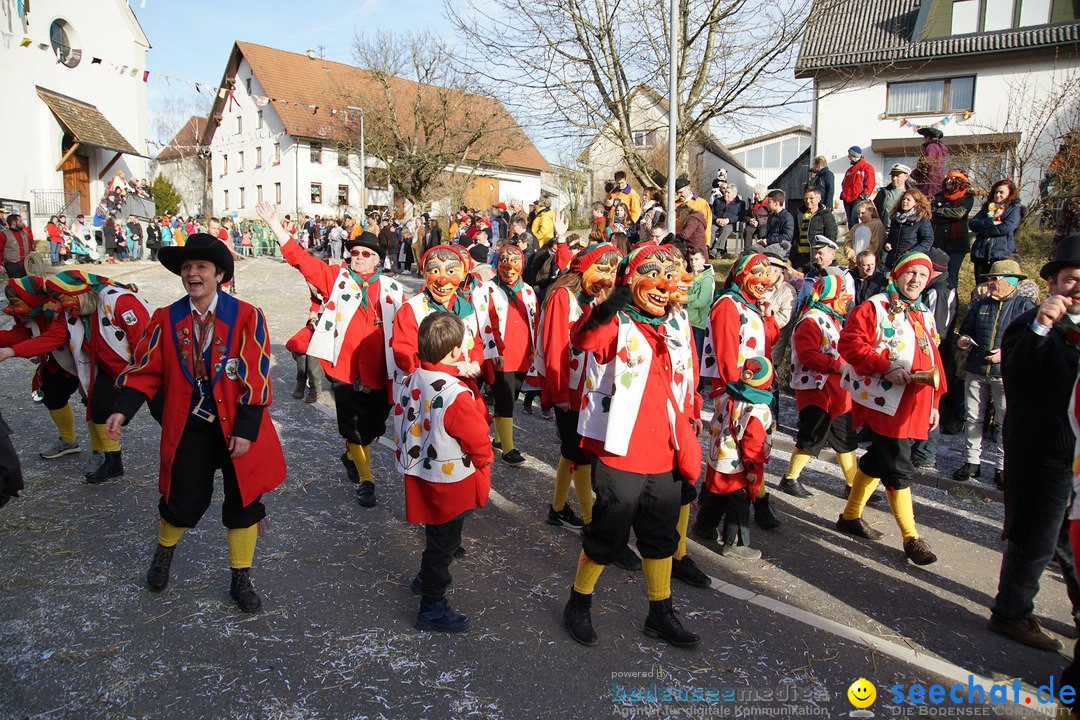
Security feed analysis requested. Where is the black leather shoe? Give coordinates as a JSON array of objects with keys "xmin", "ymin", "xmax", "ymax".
[
  {"xmin": 564, "ymin": 589, "xmax": 598, "ymax": 646},
  {"xmin": 952, "ymin": 463, "xmax": 981, "ymax": 482},
  {"xmin": 835, "ymin": 514, "xmax": 884, "ymax": 540},
  {"xmin": 85, "ymin": 451, "xmax": 124, "ymax": 484},
  {"xmin": 643, "ymin": 598, "xmax": 700, "ymax": 647},
  {"xmin": 993, "ymin": 469, "xmax": 1004, "ymax": 491},
  {"xmin": 230, "ymin": 568, "xmax": 262, "ymax": 613},
  {"xmin": 753, "ymin": 494, "xmax": 781, "ymax": 530},
  {"xmin": 614, "ymin": 545, "xmax": 641, "ymax": 571},
  {"xmin": 356, "ymin": 481, "xmax": 377, "ymax": 507},
  {"xmin": 146, "ymin": 544, "xmax": 175, "ymax": 591},
  {"xmin": 671, "ymin": 555, "xmax": 712, "ymax": 588},
  {"xmin": 778, "ymin": 477, "xmax": 814, "ymax": 498},
  {"xmin": 341, "ymin": 452, "xmax": 359, "ymax": 484}
]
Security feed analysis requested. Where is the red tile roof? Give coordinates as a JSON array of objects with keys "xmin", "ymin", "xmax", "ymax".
[
  {"xmin": 203, "ymin": 41, "xmax": 550, "ymax": 174},
  {"xmin": 156, "ymin": 115, "xmax": 208, "ymax": 162}
]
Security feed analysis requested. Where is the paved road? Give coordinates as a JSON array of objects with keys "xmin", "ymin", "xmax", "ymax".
[{"xmin": 0, "ymin": 257, "xmax": 1074, "ymax": 719}]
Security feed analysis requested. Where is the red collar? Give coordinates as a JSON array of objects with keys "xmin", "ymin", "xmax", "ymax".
[{"xmin": 420, "ymin": 360, "xmax": 461, "ymax": 377}]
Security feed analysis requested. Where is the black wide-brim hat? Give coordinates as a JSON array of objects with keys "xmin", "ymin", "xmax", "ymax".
[
  {"xmin": 345, "ymin": 230, "xmax": 384, "ymax": 259},
  {"xmin": 159, "ymin": 233, "xmax": 234, "ymax": 283},
  {"xmin": 1041, "ymin": 233, "xmax": 1080, "ymax": 279},
  {"xmin": 918, "ymin": 127, "xmax": 944, "ymax": 139}
]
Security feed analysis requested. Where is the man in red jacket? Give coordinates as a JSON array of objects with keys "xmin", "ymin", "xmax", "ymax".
[
  {"xmin": 107, "ymin": 234, "xmax": 286, "ymax": 613},
  {"xmin": 840, "ymin": 146, "xmax": 876, "ymax": 229}
]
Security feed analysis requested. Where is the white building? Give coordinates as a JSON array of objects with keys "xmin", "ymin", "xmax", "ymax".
[
  {"xmin": 0, "ymin": 0, "xmax": 150, "ymax": 235},
  {"xmin": 727, "ymin": 126, "xmax": 812, "ymax": 189},
  {"xmin": 581, "ymin": 85, "xmax": 754, "ymax": 205},
  {"xmin": 798, "ymin": 0, "xmax": 1080, "ymax": 204},
  {"xmin": 153, "ymin": 115, "xmax": 209, "ymax": 218},
  {"xmin": 202, "ymin": 41, "xmax": 550, "ymax": 221}
]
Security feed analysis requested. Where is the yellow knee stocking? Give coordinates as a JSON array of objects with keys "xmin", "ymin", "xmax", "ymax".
[
  {"xmin": 495, "ymin": 417, "xmax": 515, "ymax": 454},
  {"xmin": 95, "ymin": 423, "xmax": 120, "ymax": 452},
  {"xmin": 784, "ymin": 450, "xmax": 812, "ymax": 481},
  {"xmin": 573, "ymin": 550, "xmax": 604, "ymax": 595},
  {"xmin": 86, "ymin": 420, "xmax": 104, "ymax": 453},
  {"xmin": 573, "ymin": 464, "xmax": 594, "ymax": 525},
  {"xmin": 347, "ymin": 441, "xmax": 373, "ymax": 483},
  {"xmin": 552, "ymin": 457, "xmax": 573, "ymax": 511},
  {"xmin": 48, "ymin": 405, "xmax": 76, "ymax": 444},
  {"xmin": 836, "ymin": 451, "xmax": 859, "ymax": 488},
  {"xmin": 842, "ymin": 470, "xmax": 880, "ymax": 521},
  {"xmin": 887, "ymin": 487, "xmax": 919, "ymax": 542},
  {"xmin": 755, "ymin": 483, "xmax": 768, "ymax": 500},
  {"xmin": 674, "ymin": 503, "xmax": 691, "ymax": 560},
  {"xmin": 227, "ymin": 524, "xmax": 258, "ymax": 569},
  {"xmin": 642, "ymin": 557, "xmax": 673, "ymax": 602},
  {"xmin": 157, "ymin": 520, "xmax": 185, "ymax": 548}
]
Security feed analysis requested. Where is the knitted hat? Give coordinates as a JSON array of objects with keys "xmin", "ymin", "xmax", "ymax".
[
  {"xmin": 848, "ymin": 146, "xmax": 863, "ymax": 158},
  {"xmin": 617, "ymin": 244, "xmax": 669, "ymax": 286},
  {"xmin": 7, "ymin": 276, "xmax": 47, "ymax": 308},
  {"xmin": 731, "ymin": 252, "xmax": 769, "ymax": 288},
  {"xmin": 809, "ymin": 274, "xmax": 843, "ymax": 308},
  {"xmin": 928, "ymin": 248, "xmax": 949, "ymax": 273},
  {"xmin": 45, "ymin": 270, "xmax": 133, "ymax": 296},
  {"xmin": 571, "ymin": 242, "xmax": 621, "ymax": 273},
  {"xmin": 890, "ymin": 251, "xmax": 932, "ymax": 280},
  {"xmin": 496, "ymin": 202, "xmax": 507, "ymax": 211},
  {"xmin": 740, "ymin": 356, "xmax": 774, "ymax": 390}
]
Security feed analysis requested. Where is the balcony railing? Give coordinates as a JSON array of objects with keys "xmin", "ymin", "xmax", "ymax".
[{"xmin": 31, "ymin": 189, "xmax": 81, "ymax": 218}]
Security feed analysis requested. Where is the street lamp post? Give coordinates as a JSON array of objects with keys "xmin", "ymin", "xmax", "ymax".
[
  {"xmin": 666, "ymin": 0, "xmax": 678, "ymax": 226},
  {"xmin": 346, "ymin": 105, "xmax": 366, "ymax": 217}
]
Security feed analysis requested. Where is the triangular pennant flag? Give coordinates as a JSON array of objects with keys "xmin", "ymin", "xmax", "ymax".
[
  {"xmin": 218, "ymin": 87, "xmax": 227, "ymax": 99},
  {"xmin": 130, "ymin": 67, "xmax": 139, "ymax": 77},
  {"xmin": 20, "ymin": 36, "xmax": 31, "ymax": 47},
  {"xmin": 142, "ymin": 70, "xmax": 149, "ymax": 82},
  {"xmin": 91, "ymin": 56, "xmax": 101, "ymax": 64},
  {"xmin": 37, "ymin": 42, "xmax": 49, "ymax": 51},
  {"xmin": 195, "ymin": 82, "xmax": 202, "ymax": 93}
]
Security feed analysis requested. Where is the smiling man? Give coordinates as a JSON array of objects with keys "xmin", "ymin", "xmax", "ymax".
[
  {"xmin": 107, "ymin": 233, "xmax": 286, "ymax": 613},
  {"xmin": 257, "ymin": 201, "xmax": 405, "ymax": 508},
  {"xmin": 835, "ymin": 251, "xmax": 946, "ymax": 566}
]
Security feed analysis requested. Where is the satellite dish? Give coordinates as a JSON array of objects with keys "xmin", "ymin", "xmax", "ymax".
[{"xmin": 306, "ymin": 49, "xmax": 316, "ymax": 60}]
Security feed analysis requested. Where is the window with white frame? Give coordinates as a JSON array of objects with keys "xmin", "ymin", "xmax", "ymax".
[
  {"xmin": 274, "ymin": 182, "xmax": 281, "ymax": 203},
  {"xmin": 951, "ymin": 0, "xmax": 979, "ymax": 34},
  {"xmin": 236, "ymin": 116, "xmax": 243, "ymax": 134},
  {"xmin": 237, "ymin": 151, "xmax": 244, "ymax": 173},
  {"xmin": 222, "ymin": 154, "xmax": 229, "ymax": 175},
  {"xmin": 239, "ymin": 187, "xmax": 245, "ymax": 208},
  {"xmin": 223, "ymin": 189, "xmax": 229, "ymax": 210},
  {"xmin": 257, "ymin": 110, "xmax": 263, "ymax": 129},
  {"xmin": 257, "ymin": 185, "xmax": 263, "ymax": 203},
  {"xmin": 1019, "ymin": 0, "xmax": 1051, "ymax": 26},
  {"xmin": 632, "ymin": 130, "xmax": 654, "ymax": 148},
  {"xmin": 886, "ymin": 76, "xmax": 975, "ymax": 115},
  {"xmin": 338, "ymin": 185, "xmax": 349, "ymax": 205},
  {"xmin": 256, "ymin": 147, "xmax": 262, "ymax": 168},
  {"xmin": 273, "ymin": 143, "xmax": 281, "ymax": 164},
  {"xmin": 311, "ymin": 183, "xmax": 322, "ymax": 204},
  {"xmin": 310, "ymin": 142, "xmax": 322, "ymax": 164}
]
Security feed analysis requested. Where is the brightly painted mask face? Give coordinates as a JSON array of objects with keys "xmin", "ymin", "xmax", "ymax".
[
  {"xmin": 670, "ymin": 256, "xmax": 692, "ymax": 305},
  {"xmin": 59, "ymin": 294, "xmax": 81, "ymax": 314},
  {"xmin": 424, "ymin": 255, "xmax": 465, "ymax": 304},
  {"xmin": 630, "ymin": 255, "xmax": 676, "ymax": 316},
  {"xmin": 581, "ymin": 262, "xmax": 616, "ymax": 298},
  {"xmin": 739, "ymin": 261, "xmax": 773, "ymax": 303},
  {"xmin": 834, "ymin": 293, "xmax": 853, "ymax": 316},
  {"xmin": 497, "ymin": 247, "xmax": 524, "ymax": 286}
]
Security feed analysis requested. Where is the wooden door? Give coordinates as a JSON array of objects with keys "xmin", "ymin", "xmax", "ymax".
[
  {"xmin": 464, "ymin": 175, "xmax": 499, "ymax": 210},
  {"xmin": 62, "ymin": 153, "xmax": 91, "ymax": 215}
]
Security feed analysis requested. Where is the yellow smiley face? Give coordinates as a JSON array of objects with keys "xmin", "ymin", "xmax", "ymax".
[{"xmin": 847, "ymin": 678, "xmax": 876, "ymax": 709}]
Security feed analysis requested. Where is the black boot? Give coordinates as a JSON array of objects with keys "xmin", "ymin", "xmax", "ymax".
[
  {"xmin": 752, "ymin": 494, "xmax": 781, "ymax": 530},
  {"xmin": 563, "ymin": 589, "xmax": 598, "ymax": 646},
  {"xmin": 146, "ymin": 543, "xmax": 175, "ymax": 591},
  {"xmin": 291, "ymin": 379, "xmax": 306, "ymax": 400},
  {"xmin": 85, "ymin": 451, "xmax": 124, "ymax": 484},
  {"xmin": 356, "ymin": 481, "xmax": 377, "ymax": 507},
  {"xmin": 643, "ymin": 598, "xmax": 700, "ymax": 647},
  {"xmin": 230, "ymin": 568, "xmax": 262, "ymax": 613}
]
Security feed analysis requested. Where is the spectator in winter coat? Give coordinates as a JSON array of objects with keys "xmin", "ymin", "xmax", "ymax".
[
  {"xmin": 911, "ymin": 128, "xmax": 950, "ymax": 197},
  {"xmin": 675, "ymin": 204, "xmax": 708, "ymax": 256},
  {"xmin": 873, "ymin": 164, "xmax": 913, "ymax": 232},
  {"xmin": 883, "ymin": 189, "xmax": 934, "ymax": 270},
  {"xmin": 931, "ymin": 171, "xmax": 975, "ymax": 289},
  {"xmin": 850, "ymin": 201, "xmax": 886, "ymax": 260},
  {"xmin": 607, "ymin": 171, "xmax": 642, "ymax": 224},
  {"xmin": 851, "ymin": 250, "xmax": 886, "ymax": 306},
  {"xmin": 809, "ymin": 156, "xmax": 835, "ymax": 210},
  {"xmin": 686, "ymin": 247, "xmax": 714, "ymax": 361},
  {"xmin": 764, "ymin": 190, "xmax": 795, "ymax": 253},
  {"xmin": 710, "ymin": 184, "xmax": 745, "ymax": 258},
  {"xmin": 792, "ymin": 187, "xmax": 837, "ymax": 272},
  {"xmin": 637, "ymin": 188, "xmax": 665, "ymax": 240},
  {"xmin": 840, "ymin": 146, "xmax": 876, "ymax": 228},
  {"xmin": 742, "ymin": 185, "xmax": 770, "ymax": 251},
  {"xmin": 969, "ymin": 179, "xmax": 1022, "ymax": 283}
]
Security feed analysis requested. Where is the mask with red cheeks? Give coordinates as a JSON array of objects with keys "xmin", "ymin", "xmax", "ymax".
[
  {"xmin": 581, "ymin": 263, "xmax": 616, "ymax": 297},
  {"xmin": 59, "ymin": 294, "xmax": 81, "ymax": 314},
  {"xmin": 629, "ymin": 258, "xmax": 676, "ymax": 316},
  {"xmin": 497, "ymin": 246, "xmax": 524, "ymax": 286},
  {"xmin": 731, "ymin": 254, "xmax": 773, "ymax": 303},
  {"xmin": 423, "ymin": 248, "xmax": 466, "ymax": 304},
  {"xmin": 669, "ymin": 256, "xmax": 692, "ymax": 304}
]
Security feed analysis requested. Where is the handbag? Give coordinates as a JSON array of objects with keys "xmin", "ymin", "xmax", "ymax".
[{"xmin": 285, "ymin": 324, "xmax": 314, "ymax": 354}]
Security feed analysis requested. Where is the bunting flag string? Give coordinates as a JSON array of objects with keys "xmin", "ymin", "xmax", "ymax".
[{"xmin": 877, "ymin": 110, "xmax": 974, "ymax": 134}]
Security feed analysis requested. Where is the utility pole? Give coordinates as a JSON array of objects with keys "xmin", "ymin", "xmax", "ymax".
[
  {"xmin": 316, "ymin": 44, "xmax": 326, "ymax": 59},
  {"xmin": 666, "ymin": 0, "xmax": 678, "ymax": 226}
]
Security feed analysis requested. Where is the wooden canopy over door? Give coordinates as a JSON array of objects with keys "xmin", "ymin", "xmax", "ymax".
[{"xmin": 62, "ymin": 152, "xmax": 91, "ymax": 215}]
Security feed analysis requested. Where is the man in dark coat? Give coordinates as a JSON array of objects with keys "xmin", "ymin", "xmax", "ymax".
[{"xmin": 989, "ymin": 234, "xmax": 1080, "ymax": 653}]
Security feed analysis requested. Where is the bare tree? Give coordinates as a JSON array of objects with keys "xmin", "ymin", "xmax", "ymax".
[
  {"xmin": 343, "ymin": 30, "xmax": 524, "ymax": 212},
  {"xmin": 446, "ymin": 0, "xmax": 827, "ymax": 189}
]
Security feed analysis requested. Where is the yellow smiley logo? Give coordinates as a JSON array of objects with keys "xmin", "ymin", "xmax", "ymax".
[{"xmin": 847, "ymin": 678, "xmax": 877, "ymax": 709}]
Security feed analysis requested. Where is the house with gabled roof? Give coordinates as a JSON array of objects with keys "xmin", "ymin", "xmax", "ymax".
[
  {"xmin": 580, "ymin": 85, "xmax": 753, "ymax": 208},
  {"xmin": 797, "ymin": 0, "xmax": 1080, "ymax": 203},
  {"xmin": 154, "ymin": 115, "xmax": 210, "ymax": 218},
  {"xmin": 200, "ymin": 41, "xmax": 550, "ymax": 220}
]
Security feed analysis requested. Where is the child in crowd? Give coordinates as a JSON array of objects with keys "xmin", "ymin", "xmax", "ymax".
[{"xmin": 395, "ymin": 312, "xmax": 493, "ymax": 633}]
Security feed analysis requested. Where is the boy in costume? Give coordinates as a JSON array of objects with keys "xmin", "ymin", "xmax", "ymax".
[
  {"xmin": 107, "ymin": 234, "xmax": 287, "ymax": 612},
  {"xmin": 695, "ymin": 356, "xmax": 775, "ymax": 560},
  {"xmin": 395, "ymin": 312, "xmax": 493, "ymax": 633},
  {"xmin": 835, "ymin": 251, "xmax": 945, "ymax": 565}
]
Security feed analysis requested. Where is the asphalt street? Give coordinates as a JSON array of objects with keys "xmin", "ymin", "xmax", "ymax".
[{"xmin": 0, "ymin": 256, "xmax": 1074, "ymax": 719}]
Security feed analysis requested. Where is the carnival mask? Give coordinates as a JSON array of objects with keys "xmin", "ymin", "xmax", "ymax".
[
  {"xmin": 424, "ymin": 255, "xmax": 465, "ymax": 304},
  {"xmin": 581, "ymin": 262, "xmax": 616, "ymax": 298},
  {"xmin": 59, "ymin": 294, "xmax": 82, "ymax": 314},
  {"xmin": 497, "ymin": 247, "xmax": 524, "ymax": 286},
  {"xmin": 670, "ymin": 256, "xmax": 692, "ymax": 305},
  {"xmin": 630, "ymin": 257, "xmax": 676, "ymax": 316},
  {"xmin": 738, "ymin": 260, "xmax": 773, "ymax": 303}
]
